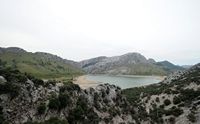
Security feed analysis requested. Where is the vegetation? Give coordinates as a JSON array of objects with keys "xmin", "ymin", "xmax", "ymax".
[
  {"xmin": 128, "ymin": 63, "xmax": 167, "ymax": 75},
  {"xmin": 187, "ymin": 112, "xmax": 196, "ymax": 122},
  {"xmin": 37, "ymin": 103, "xmax": 46, "ymax": 115},
  {"xmin": 68, "ymin": 95, "xmax": 100, "ymax": 124},
  {"xmin": 58, "ymin": 93, "xmax": 71, "ymax": 109},
  {"xmin": 173, "ymin": 96, "xmax": 181, "ymax": 105},
  {"xmin": 0, "ymin": 50, "xmax": 83, "ymax": 78},
  {"xmin": 121, "ymin": 64, "xmax": 200, "ymax": 123},
  {"xmin": 0, "ymin": 106, "xmax": 6, "ymax": 124},
  {"xmin": 48, "ymin": 92, "xmax": 71, "ymax": 111},
  {"xmin": 0, "ymin": 61, "xmax": 26, "ymax": 98},
  {"xmin": 24, "ymin": 117, "xmax": 69, "ymax": 124},
  {"xmin": 164, "ymin": 99, "xmax": 171, "ymax": 106},
  {"xmin": 48, "ymin": 97, "xmax": 60, "ymax": 110}
]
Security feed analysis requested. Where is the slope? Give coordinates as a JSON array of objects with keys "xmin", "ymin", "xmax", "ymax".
[{"xmin": 0, "ymin": 47, "xmax": 83, "ymax": 78}]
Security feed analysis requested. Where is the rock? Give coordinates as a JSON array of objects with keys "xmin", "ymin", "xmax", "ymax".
[{"xmin": 0, "ymin": 76, "xmax": 6, "ymax": 85}]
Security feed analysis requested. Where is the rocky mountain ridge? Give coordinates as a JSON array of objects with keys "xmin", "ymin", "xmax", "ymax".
[
  {"xmin": 80, "ymin": 53, "xmax": 184, "ymax": 75},
  {"xmin": 0, "ymin": 47, "xmax": 184, "ymax": 76}
]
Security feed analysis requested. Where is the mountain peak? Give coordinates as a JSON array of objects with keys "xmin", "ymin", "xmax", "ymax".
[{"xmin": 0, "ymin": 47, "xmax": 27, "ymax": 53}]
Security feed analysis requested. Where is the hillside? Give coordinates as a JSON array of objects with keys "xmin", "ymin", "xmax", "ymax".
[
  {"xmin": 156, "ymin": 61, "xmax": 183, "ymax": 72},
  {"xmin": 0, "ymin": 64, "xmax": 134, "ymax": 124},
  {"xmin": 0, "ymin": 58, "xmax": 199, "ymax": 123},
  {"xmin": 80, "ymin": 53, "xmax": 184, "ymax": 75},
  {"xmin": 0, "ymin": 47, "xmax": 83, "ymax": 78},
  {"xmin": 122, "ymin": 63, "xmax": 200, "ymax": 123}
]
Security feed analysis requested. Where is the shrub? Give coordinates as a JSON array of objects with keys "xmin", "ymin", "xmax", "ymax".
[
  {"xmin": 32, "ymin": 78, "xmax": 44, "ymax": 86},
  {"xmin": 173, "ymin": 96, "xmax": 181, "ymax": 105},
  {"xmin": 60, "ymin": 83, "xmax": 80, "ymax": 93},
  {"xmin": 58, "ymin": 93, "xmax": 71, "ymax": 109},
  {"xmin": 37, "ymin": 103, "xmax": 46, "ymax": 114},
  {"xmin": 48, "ymin": 93, "xmax": 71, "ymax": 111},
  {"xmin": 171, "ymin": 107, "xmax": 183, "ymax": 117},
  {"xmin": 155, "ymin": 97, "xmax": 160, "ymax": 103},
  {"xmin": 44, "ymin": 117, "xmax": 69, "ymax": 124},
  {"xmin": 68, "ymin": 105, "xmax": 85, "ymax": 122},
  {"xmin": 0, "ymin": 82, "xmax": 20, "ymax": 99},
  {"xmin": 187, "ymin": 113, "xmax": 196, "ymax": 122},
  {"xmin": 48, "ymin": 97, "xmax": 60, "ymax": 110},
  {"xmin": 0, "ymin": 106, "xmax": 5, "ymax": 123},
  {"xmin": 168, "ymin": 117, "xmax": 175, "ymax": 124},
  {"xmin": 164, "ymin": 99, "xmax": 171, "ymax": 106},
  {"xmin": 164, "ymin": 106, "xmax": 183, "ymax": 117},
  {"xmin": 24, "ymin": 117, "xmax": 69, "ymax": 124}
]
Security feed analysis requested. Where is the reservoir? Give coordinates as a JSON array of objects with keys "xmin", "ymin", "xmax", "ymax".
[{"xmin": 74, "ymin": 74, "xmax": 164, "ymax": 89}]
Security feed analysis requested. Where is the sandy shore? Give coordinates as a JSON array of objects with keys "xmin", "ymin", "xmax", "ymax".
[{"xmin": 73, "ymin": 75, "xmax": 99, "ymax": 89}]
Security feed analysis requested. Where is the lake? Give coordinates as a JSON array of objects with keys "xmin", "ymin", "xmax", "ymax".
[{"xmin": 74, "ymin": 74, "xmax": 164, "ymax": 89}]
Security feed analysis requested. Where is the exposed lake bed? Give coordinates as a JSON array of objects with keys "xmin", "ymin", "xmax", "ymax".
[{"xmin": 74, "ymin": 74, "xmax": 165, "ymax": 89}]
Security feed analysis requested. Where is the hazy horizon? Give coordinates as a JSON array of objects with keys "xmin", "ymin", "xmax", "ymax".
[{"xmin": 0, "ymin": 0, "xmax": 200, "ymax": 65}]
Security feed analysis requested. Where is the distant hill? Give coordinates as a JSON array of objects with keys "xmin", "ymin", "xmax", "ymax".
[
  {"xmin": 0, "ymin": 47, "xmax": 83, "ymax": 78},
  {"xmin": 0, "ymin": 47, "xmax": 185, "ymax": 77},
  {"xmin": 156, "ymin": 60, "xmax": 184, "ymax": 73},
  {"xmin": 181, "ymin": 65, "xmax": 193, "ymax": 69},
  {"xmin": 79, "ymin": 53, "xmax": 184, "ymax": 75}
]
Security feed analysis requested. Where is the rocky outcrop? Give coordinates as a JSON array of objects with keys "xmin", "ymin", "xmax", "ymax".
[
  {"xmin": 0, "ymin": 68, "xmax": 133, "ymax": 124},
  {"xmin": 79, "ymin": 53, "xmax": 184, "ymax": 75}
]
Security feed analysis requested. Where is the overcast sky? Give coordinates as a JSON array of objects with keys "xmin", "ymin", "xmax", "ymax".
[{"xmin": 0, "ymin": 0, "xmax": 200, "ymax": 65}]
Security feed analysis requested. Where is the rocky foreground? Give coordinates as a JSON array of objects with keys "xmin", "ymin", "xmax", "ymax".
[{"xmin": 0, "ymin": 63, "xmax": 199, "ymax": 124}]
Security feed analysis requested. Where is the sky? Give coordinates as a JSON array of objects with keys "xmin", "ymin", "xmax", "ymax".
[{"xmin": 0, "ymin": 0, "xmax": 200, "ymax": 65}]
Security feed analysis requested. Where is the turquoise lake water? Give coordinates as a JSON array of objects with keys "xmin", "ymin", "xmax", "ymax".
[{"xmin": 85, "ymin": 75, "xmax": 163, "ymax": 89}]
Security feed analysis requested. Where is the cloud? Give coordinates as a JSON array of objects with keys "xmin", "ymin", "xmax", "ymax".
[{"xmin": 0, "ymin": 0, "xmax": 200, "ymax": 65}]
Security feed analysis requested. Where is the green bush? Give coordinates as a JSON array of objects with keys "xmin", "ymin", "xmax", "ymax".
[
  {"xmin": 0, "ymin": 82, "xmax": 20, "ymax": 99},
  {"xmin": 173, "ymin": 96, "xmax": 181, "ymax": 105},
  {"xmin": 67, "ymin": 95, "xmax": 100, "ymax": 124},
  {"xmin": 48, "ymin": 97, "xmax": 60, "ymax": 110},
  {"xmin": 37, "ymin": 103, "xmax": 46, "ymax": 114},
  {"xmin": 171, "ymin": 107, "xmax": 183, "ymax": 117},
  {"xmin": 58, "ymin": 93, "xmax": 71, "ymax": 109},
  {"xmin": 164, "ymin": 99, "xmax": 171, "ymax": 106},
  {"xmin": 0, "ymin": 106, "xmax": 5, "ymax": 123},
  {"xmin": 155, "ymin": 97, "xmax": 160, "ymax": 103},
  {"xmin": 48, "ymin": 93, "xmax": 71, "ymax": 111},
  {"xmin": 187, "ymin": 112, "xmax": 196, "ymax": 122},
  {"xmin": 43, "ymin": 117, "xmax": 69, "ymax": 124},
  {"xmin": 60, "ymin": 83, "xmax": 80, "ymax": 93},
  {"xmin": 168, "ymin": 117, "xmax": 175, "ymax": 124}
]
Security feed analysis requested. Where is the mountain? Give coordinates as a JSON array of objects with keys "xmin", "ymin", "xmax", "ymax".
[
  {"xmin": 156, "ymin": 60, "xmax": 184, "ymax": 72},
  {"xmin": 182, "ymin": 65, "xmax": 193, "ymax": 69},
  {"xmin": 0, "ymin": 47, "xmax": 83, "ymax": 78},
  {"xmin": 79, "ymin": 52, "xmax": 184, "ymax": 75},
  {"xmin": 0, "ymin": 57, "xmax": 199, "ymax": 123},
  {"xmin": 0, "ymin": 47, "xmax": 184, "ymax": 77}
]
